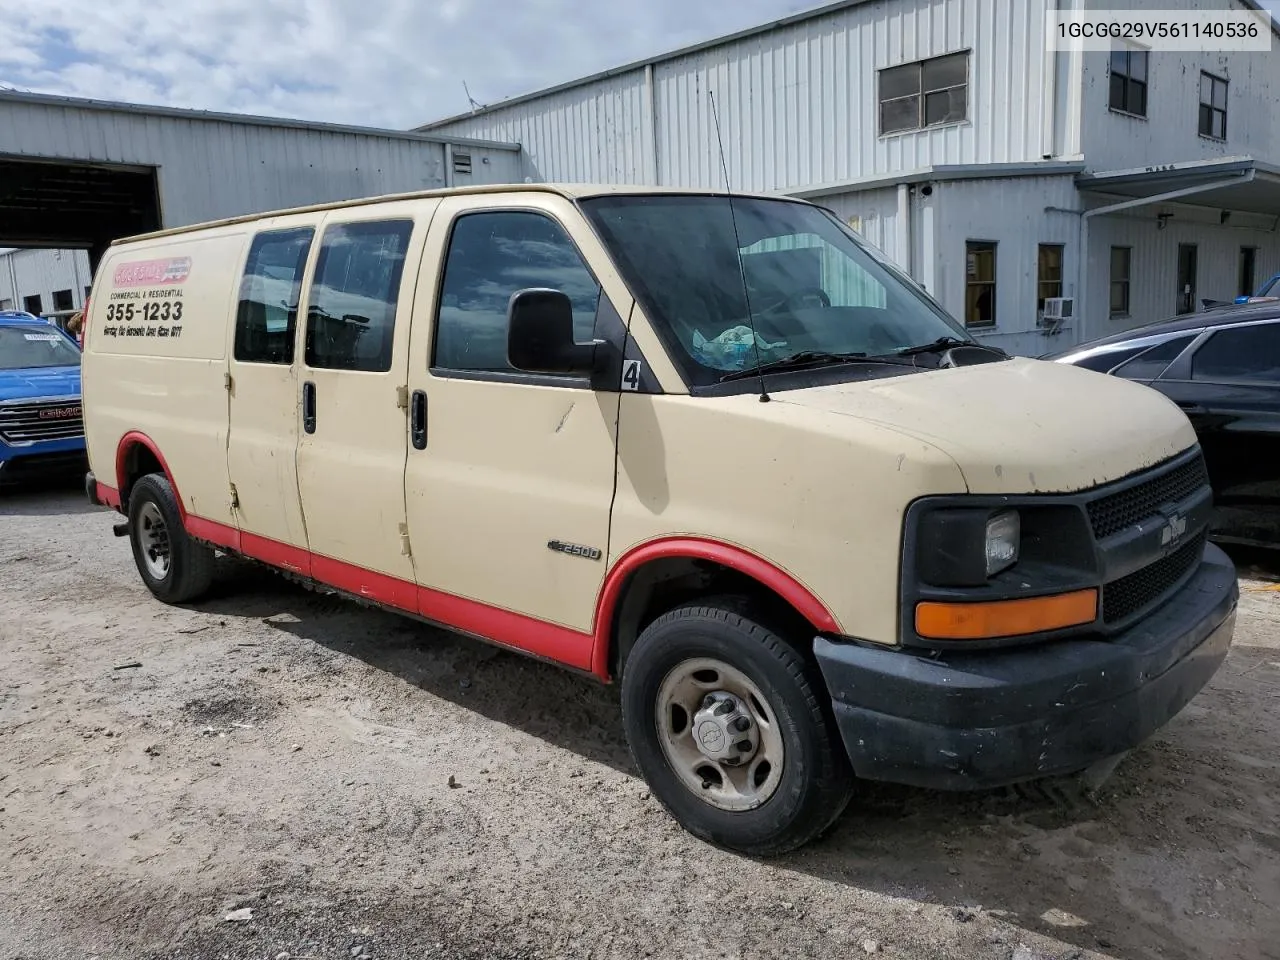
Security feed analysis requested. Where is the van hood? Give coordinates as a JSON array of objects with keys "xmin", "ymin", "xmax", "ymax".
[
  {"xmin": 773, "ymin": 357, "xmax": 1197, "ymax": 495},
  {"xmin": 0, "ymin": 365, "xmax": 82, "ymax": 404}
]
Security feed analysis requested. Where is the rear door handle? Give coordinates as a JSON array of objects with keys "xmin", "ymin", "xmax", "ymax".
[
  {"xmin": 410, "ymin": 389, "xmax": 427, "ymax": 450},
  {"xmin": 302, "ymin": 380, "xmax": 317, "ymax": 434}
]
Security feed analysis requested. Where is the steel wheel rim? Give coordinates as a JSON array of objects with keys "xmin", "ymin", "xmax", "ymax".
[
  {"xmin": 136, "ymin": 501, "xmax": 171, "ymax": 580},
  {"xmin": 655, "ymin": 657, "xmax": 785, "ymax": 812}
]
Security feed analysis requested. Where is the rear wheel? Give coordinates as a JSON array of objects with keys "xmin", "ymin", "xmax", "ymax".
[
  {"xmin": 127, "ymin": 473, "xmax": 215, "ymax": 604},
  {"xmin": 621, "ymin": 597, "xmax": 853, "ymax": 856}
]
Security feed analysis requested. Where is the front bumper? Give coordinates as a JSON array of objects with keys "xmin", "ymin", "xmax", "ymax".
[
  {"xmin": 0, "ymin": 440, "xmax": 88, "ymax": 484},
  {"xmin": 814, "ymin": 543, "xmax": 1238, "ymax": 790}
]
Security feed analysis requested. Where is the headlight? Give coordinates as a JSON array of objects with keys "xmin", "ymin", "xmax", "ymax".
[{"xmin": 985, "ymin": 510, "xmax": 1020, "ymax": 576}]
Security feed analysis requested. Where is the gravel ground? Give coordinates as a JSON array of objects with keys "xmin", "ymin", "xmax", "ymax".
[{"xmin": 1, "ymin": 484, "xmax": 1277, "ymax": 960}]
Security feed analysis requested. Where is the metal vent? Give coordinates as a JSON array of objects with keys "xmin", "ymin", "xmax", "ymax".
[{"xmin": 452, "ymin": 152, "xmax": 472, "ymax": 175}]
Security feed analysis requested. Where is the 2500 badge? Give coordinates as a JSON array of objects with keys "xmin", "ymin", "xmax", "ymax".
[{"xmin": 106, "ymin": 301, "xmax": 185, "ymax": 323}]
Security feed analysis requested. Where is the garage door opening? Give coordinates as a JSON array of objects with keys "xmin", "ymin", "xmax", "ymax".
[{"xmin": 0, "ymin": 156, "xmax": 161, "ymax": 271}]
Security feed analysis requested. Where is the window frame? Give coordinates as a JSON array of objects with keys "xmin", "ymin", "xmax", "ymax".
[
  {"xmin": 1198, "ymin": 71, "xmax": 1229, "ymax": 142},
  {"xmin": 1108, "ymin": 47, "xmax": 1149, "ymax": 119},
  {"xmin": 1036, "ymin": 243, "xmax": 1065, "ymax": 314},
  {"xmin": 877, "ymin": 50, "xmax": 971, "ymax": 137},
  {"xmin": 1184, "ymin": 317, "xmax": 1280, "ymax": 386},
  {"xmin": 1109, "ymin": 246, "xmax": 1133, "ymax": 318},
  {"xmin": 964, "ymin": 239, "xmax": 998, "ymax": 329},
  {"xmin": 303, "ymin": 218, "xmax": 416, "ymax": 374},
  {"xmin": 428, "ymin": 205, "xmax": 604, "ymax": 389},
  {"xmin": 234, "ymin": 225, "xmax": 316, "ymax": 366}
]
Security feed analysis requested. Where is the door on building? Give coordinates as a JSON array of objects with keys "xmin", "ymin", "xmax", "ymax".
[
  {"xmin": 226, "ymin": 220, "xmax": 317, "ymax": 572},
  {"xmin": 1177, "ymin": 244, "xmax": 1198, "ymax": 314},
  {"xmin": 402, "ymin": 194, "xmax": 622, "ymax": 668},
  {"xmin": 294, "ymin": 205, "xmax": 431, "ymax": 604}
]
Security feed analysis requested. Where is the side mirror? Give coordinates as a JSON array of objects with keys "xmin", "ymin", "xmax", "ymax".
[{"xmin": 507, "ymin": 288, "xmax": 596, "ymax": 376}]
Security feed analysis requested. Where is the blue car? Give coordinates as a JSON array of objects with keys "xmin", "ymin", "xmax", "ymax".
[{"xmin": 0, "ymin": 310, "xmax": 87, "ymax": 484}]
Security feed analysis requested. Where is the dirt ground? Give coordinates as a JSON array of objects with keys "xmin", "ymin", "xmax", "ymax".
[{"xmin": 1, "ymin": 485, "xmax": 1277, "ymax": 960}]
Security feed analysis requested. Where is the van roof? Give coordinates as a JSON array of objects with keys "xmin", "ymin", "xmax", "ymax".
[{"xmin": 109, "ymin": 183, "xmax": 809, "ymax": 246}]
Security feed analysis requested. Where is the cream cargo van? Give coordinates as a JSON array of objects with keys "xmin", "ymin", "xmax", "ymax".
[{"xmin": 82, "ymin": 185, "xmax": 1238, "ymax": 855}]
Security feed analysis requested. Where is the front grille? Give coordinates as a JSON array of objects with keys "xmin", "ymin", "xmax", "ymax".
[
  {"xmin": 0, "ymin": 399, "xmax": 84, "ymax": 445},
  {"xmin": 1086, "ymin": 452, "xmax": 1210, "ymax": 540},
  {"xmin": 1102, "ymin": 532, "xmax": 1206, "ymax": 624}
]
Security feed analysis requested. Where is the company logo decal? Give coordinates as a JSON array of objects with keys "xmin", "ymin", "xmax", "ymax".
[{"xmin": 113, "ymin": 257, "xmax": 192, "ymax": 288}]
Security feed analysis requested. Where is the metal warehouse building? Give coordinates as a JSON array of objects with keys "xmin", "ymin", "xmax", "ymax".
[
  {"xmin": 0, "ymin": 90, "xmax": 519, "ymax": 314},
  {"xmin": 421, "ymin": 0, "xmax": 1280, "ymax": 355}
]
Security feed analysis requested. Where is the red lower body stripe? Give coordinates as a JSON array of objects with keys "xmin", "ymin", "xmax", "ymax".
[{"xmin": 183, "ymin": 513, "xmax": 596, "ymax": 674}]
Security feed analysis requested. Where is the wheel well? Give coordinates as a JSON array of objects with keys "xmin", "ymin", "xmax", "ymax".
[
  {"xmin": 119, "ymin": 442, "xmax": 163, "ymax": 506},
  {"xmin": 608, "ymin": 558, "xmax": 816, "ymax": 680}
]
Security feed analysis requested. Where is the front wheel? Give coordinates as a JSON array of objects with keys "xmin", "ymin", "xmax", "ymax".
[
  {"xmin": 127, "ymin": 473, "xmax": 215, "ymax": 604},
  {"xmin": 620, "ymin": 598, "xmax": 853, "ymax": 856}
]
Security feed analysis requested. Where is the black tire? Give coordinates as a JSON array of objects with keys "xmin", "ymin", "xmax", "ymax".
[
  {"xmin": 127, "ymin": 473, "xmax": 215, "ymax": 604},
  {"xmin": 620, "ymin": 597, "xmax": 853, "ymax": 856}
]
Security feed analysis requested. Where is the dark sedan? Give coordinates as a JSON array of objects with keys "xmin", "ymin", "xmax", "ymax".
[{"xmin": 1047, "ymin": 303, "xmax": 1280, "ymax": 549}]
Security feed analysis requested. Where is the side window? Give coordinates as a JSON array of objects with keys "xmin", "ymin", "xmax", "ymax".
[
  {"xmin": 1191, "ymin": 323, "xmax": 1280, "ymax": 384},
  {"xmin": 304, "ymin": 220, "xmax": 414, "ymax": 372},
  {"xmin": 1110, "ymin": 334, "xmax": 1197, "ymax": 380},
  {"xmin": 235, "ymin": 227, "xmax": 314, "ymax": 364},
  {"xmin": 434, "ymin": 211, "xmax": 601, "ymax": 373}
]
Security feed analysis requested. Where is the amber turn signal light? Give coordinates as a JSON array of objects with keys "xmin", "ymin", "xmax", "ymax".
[{"xmin": 915, "ymin": 589, "xmax": 1099, "ymax": 640}]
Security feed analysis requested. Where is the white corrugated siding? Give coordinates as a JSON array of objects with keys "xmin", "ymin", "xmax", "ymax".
[
  {"xmin": 1079, "ymin": 0, "xmax": 1280, "ymax": 173},
  {"xmin": 0, "ymin": 248, "xmax": 92, "ymax": 313},
  {"xmin": 429, "ymin": 0, "xmax": 1054, "ymax": 191},
  {"xmin": 0, "ymin": 98, "xmax": 523, "ymax": 229},
  {"xmin": 429, "ymin": 73, "xmax": 652, "ymax": 184},
  {"xmin": 1086, "ymin": 207, "xmax": 1280, "ymax": 339}
]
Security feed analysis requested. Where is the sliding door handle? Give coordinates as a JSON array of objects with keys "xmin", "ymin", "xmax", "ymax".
[
  {"xmin": 410, "ymin": 389, "xmax": 427, "ymax": 449},
  {"xmin": 302, "ymin": 380, "xmax": 317, "ymax": 434}
]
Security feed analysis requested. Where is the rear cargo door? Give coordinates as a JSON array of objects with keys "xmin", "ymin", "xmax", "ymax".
[{"xmin": 293, "ymin": 201, "xmax": 436, "ymax": 604}]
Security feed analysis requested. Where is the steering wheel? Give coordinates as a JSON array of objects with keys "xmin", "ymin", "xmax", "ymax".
[{"xmin": 761, "ymin": 287, "xmax": 830, "ymax": 316}]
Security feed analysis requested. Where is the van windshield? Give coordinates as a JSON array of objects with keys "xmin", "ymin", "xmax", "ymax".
[
  {"xmin": 580, "ymin": 194, "xmax": 970, "ymax": 389},
  {"xmin": 0, "ymin": 326, "xmax": 81, "ymax": 370}
]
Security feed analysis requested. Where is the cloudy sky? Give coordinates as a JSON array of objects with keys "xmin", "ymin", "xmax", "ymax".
[
  {"xmin": 0, "ymin": 0, "xmax": 1275, "ymax": 131},
  {"xmin": 0, "ymin": 0, "xmax": 816, "ymax": 129}
]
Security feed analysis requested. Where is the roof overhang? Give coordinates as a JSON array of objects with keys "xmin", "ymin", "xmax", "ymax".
[{"xmin": 1077, "ymin": 156, "xmax": 1280, "ymax": 216}]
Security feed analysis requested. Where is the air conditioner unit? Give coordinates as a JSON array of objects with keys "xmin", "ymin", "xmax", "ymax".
[{"xmin": 1041, "ymin": 297, "xmax": 1074, "ymax": 323}]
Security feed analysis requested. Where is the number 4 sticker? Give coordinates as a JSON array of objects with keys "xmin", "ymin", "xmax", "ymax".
[{"xmin": 621, "ymin": 359, "xmax": 642, "ymax": 392}]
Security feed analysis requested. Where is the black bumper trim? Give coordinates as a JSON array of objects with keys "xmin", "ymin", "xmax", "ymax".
[{"xmin": 815, "ymin": 543, "xmax": 1238, "ymax": 790}]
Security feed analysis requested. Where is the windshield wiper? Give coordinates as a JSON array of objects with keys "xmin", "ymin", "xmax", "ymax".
[
  {"xmin": 890, "ymin": 336, "xmax": 1008, "ymax": 358},
  {"xmin": 719, "ymin": 351, "xmax": 908, "ymax": 383}
]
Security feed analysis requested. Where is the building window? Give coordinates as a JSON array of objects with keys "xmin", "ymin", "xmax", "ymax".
[
  {"xmin": 434, "ymin": 211, "xmax": 601, "ymax": 373},
  {"xmin": 1110, "ymin": 247, "xmax": 1132, "ymax": 317},
  {"xmin": 1037, "ymin": 244, "xmax": 1065, "ymax": 312},
  {"xmin": 964, "ymin": 241, "xmax": 997, "ymax": 328},
  {"xmin": 1199, "ymin": 72, "xmax": 1228, "ymax": 140},
  {"xmin": 23, "ymin": 294, "xmax": 43, "ymax": 315},
  {"xmin": 879, "ymin": 51, "xmax": 969, "ymax": 136},
  {"xmin": 84, "ymin": 285, "xmax": 92, "ymax": 302},
  {"xmin": 52, "ymin": 289, "xmax": 74, "ymax": 312},
  {"xmin": 304, "ymin": 219, "xmax": 414, "ymax": 373},
  {"xmin": 1109, "ymin": 48, "xmax": 1148, "ymax": 117},
  {"xmin": 0, "ymin": 299, "xmax": 12, "ymax": 311},
  {"xmin": 1239, "ymin": 247, "xmax": 1258, "ymax": 298}
]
